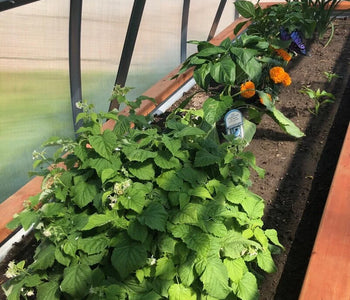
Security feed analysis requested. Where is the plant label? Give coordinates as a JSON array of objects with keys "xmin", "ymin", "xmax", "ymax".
[{"xmin": 224, "ymin": 109, "xmax": 244, "ymax": 138}]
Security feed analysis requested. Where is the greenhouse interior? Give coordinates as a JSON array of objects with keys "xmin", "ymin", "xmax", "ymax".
[{"xmin": 0, "ymin": 0, "xmax": 349, "ymax": 299}]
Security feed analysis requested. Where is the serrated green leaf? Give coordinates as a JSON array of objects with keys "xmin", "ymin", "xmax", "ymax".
[
  {"xmin": 54, "ymin": 247, "xmax": 71, "ymax": 266},
  {"xmin": 222, "ymin": 231, "xmax": 261, "ymax": 259},
  {"xmin": 162, "ymin": 135, "xmax": 181, "ymax": 156},
  {"xmin": 168, "ymin": 283, "xmax": 197, "ymax": 300},
  {"xmin": 71, "ymin": 179, "xmax": 99, "ymax": 208},
  {"xmin": 88, "ymin": 129, "xmax": 117, "ymax": 159},
  {"xmin": 254, "ymin": 227, "xmax": 268, "ymax": 249},
  {"xmin": 122, "ymin": 147, "xmax": 157, "ymax": 162},
  {"xmin": 129, "ymin": 161, "xmax": 155, "ymax": 180},
  {"xmin": 200, "ymin": 258, "xmax": 231, "ymax": 299},
  {"xmin": 240, "ymin": 192, "xmax": 265, "ymax": 219},
  {"xmin": 236, "ymin": 271, "xmax": 259, "ymax": 300},
  {"xmin": 138, "ymin": 202, "xmax": 168, "ymax": 231},
  {"xmin": 179, "ymin": 256, "xmax": 196, "ymax": 286},
  {"xmin": 172, "ymin": 203, "xmax": 200, "ymax": 225},
  {"xmin": 194, "ymin": 148, "xmax": 221, "ymax": 167},
  {"xmin": 37, "ymin": 281, "xmax": 61, "ymax": 300},
  {"xmin": 18, "ymin": 209, "xmax": 40, "ymax": 230},
  {"xmin": 101, "ymin": 168, "xmax": 117, "ymax": 183},
  {"xmin": 154, "ymin": 151, "xmax": 180, "ymax": 169},
  {"xmin": 224, "ymin": 185, "xmax": 247, "ymax": 204},
  {"xmin": 155, "ymin": 257, "xmax": 176, "ymax": 280},
  {"xmin": 40, "ymin": 203, "xmax": 66, "ymax": 217},
  {"xmin": 174, "ymin": 126, "xmax": 206, "ymax": 137},
  {"xmin": 31, "ymin": 242, "xmax": 56, "ymax": 271},
  {"xmin": 224, "ymin": 257, "xmax": 247, "ymax": 283},
  {"xmin": 77, "ymin": 234, "xmax": 109, "ymax": 255},
  {"xmin": 60, "ymin": 264, "xmax": 92, "ymax": 298},
  {"xmin": 265, "ymin": 229, "xmax": 284, "ymax": 249},
  {"xmin": 82, "ymin": 213, "xmax": 113, "ymax": 231},
  {"xmin": 128, "ymin": 219, "xmax": 148, "ymax": 243},
  {"xmin": 156, "ymin": 170, "xmax": 183, "ymax": 191},
  {"xmin": 257, "ymin": 250, "xmax": 277, "ymax": 273},
  {"xmin": 111, "ymin": 235, "xmax": 147, "ymax": 279}
]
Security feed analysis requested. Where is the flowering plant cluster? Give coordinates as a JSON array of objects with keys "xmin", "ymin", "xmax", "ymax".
[{"xmin": 177, "ymin": 31, "xmax": 304, "ymax": 138}]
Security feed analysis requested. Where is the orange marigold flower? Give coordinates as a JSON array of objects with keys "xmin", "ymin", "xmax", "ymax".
[
  {"xmin": 269, "ymin": 66, "xmax": 286, "ymax": 84},
  {"xmin": 240, "ymin": 81, "xmax": 256, "ymax": 98},
  {"xmin": 259, "ymin": 93, "xmax": 272, "ymax": 105},
  {"xmin": 274, "ymin": 48, "xmax": 292, "ymax": 62},
  {"xmin": 282, "ymin": 73, "xmax": 292, "ymax": 86}
]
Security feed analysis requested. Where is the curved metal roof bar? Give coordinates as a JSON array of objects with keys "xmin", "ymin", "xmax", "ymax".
[
  {"xmin": 69, "ymin": 0, "xmax": 83, "ymax": 132},
  {"xmin": 0, "ymin": 0, "xmax": 38, "ymax": 12},
  {"xmin": 180, "ymin": 0, "xmax": 190, "ymax": 62},
  {"xmin": 109, "ymin": 0, "xmax": 146, "ymax": 111},
  {"xmin": 207, "ymin": 0, "xmax": 227, "ymax": 41}
]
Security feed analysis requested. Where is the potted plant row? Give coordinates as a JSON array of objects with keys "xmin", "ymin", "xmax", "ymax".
[{"xmin": 2, "ymin": 0, "xmax": 346, "ymax": 299}]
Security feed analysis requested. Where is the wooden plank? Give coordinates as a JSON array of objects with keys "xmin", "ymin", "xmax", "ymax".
[{"xmin": 299, "ymin": 123, "xmax": 350, "ymax": 300}]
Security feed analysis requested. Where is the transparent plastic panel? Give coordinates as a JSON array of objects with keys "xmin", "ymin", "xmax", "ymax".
[
  {"xmin": 80, "ymin": 1, "xmax": 134, "ymax": 111},
  {"xmin": 0, "ymin": 0, "xmax": 72, "ymax": 202}
]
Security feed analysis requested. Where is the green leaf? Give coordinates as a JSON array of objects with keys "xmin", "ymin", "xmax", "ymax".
[
  {"xmin": 40, "ymin": 203, "xmax": 66, "ymax": 217},
  {"xmin": 194, "ymin": 148, "xmax": 221, "ymax": 167},
  {"xmin": 224, "ymin": 185, "xmax": 247, "ymax": 204},
  {"xmin": 31, "ymin": 242, "xmax": 56, "ymax": 271},
  {"xmin": 155, "ymin": 151, "xmax": 181, "ymax": 169},
  {"xmin": 178, "ymin": 256, "xmax": 196, "ymax": 286},
  {"xmin": 168, "ymin": 283, "xmax": 197, "ymax": 300},
  {"xmin": 235, "ymin": 271, "xmax": 259, "ymax": 300},
  {"xmin": 190, "ymin": 186, "xmax": 213, "ymax": 200},
  {"xmin": 234, "ymin": 0, "xmax": 256, "ymax": 18},
  {"xmin": 222, "ymin": 231, "xmax": 261, "ymax": 259},
  {"xmin": 111, "ymin": 235, "xmax": 148, "ymax": 279},
  {"xmin": 71, "ymin": 179, "xmax": 99, "ymax": 208},
  {"xmin": 193, "ymin": 63, "xmax": 211, "ymax": 90},
  {"xmin": 54, "ymin": 247, "xmax": 71, "ymax": 266},
  {"xmin": 82, "ymin": 213, "xmax": 113, "ymax": 231},
  {"xmin": 265, "ymin": 229, "xmax": 284, "ymax": 249},
  {"xmin": 156, "ymin": 170, "xmax": 183, "ymax": 191},
  {"xmin": 19, "ymin": 209, "xmax": 40, "ymax": 230},
  {"xmin": 257, "ymin": 250, "xmax": 277, "ymax": 273},
  {"xmin": 162, "ymin": 135, "xmax": 181, "ymax": 156},
  {"xmin": 203, "ymin": 97, "xmax": 229, "ymax": 125},
  {"xmin": 210, "ymin": 55, "xmax": 236, "ymax": 85},
  {"xmin": 138, "ymin": 202, "xmax": 168, "ymax": 231},
  {"xmin": 37, "ymin": 281, "xmax": 61, "ymax": 300},
  {"xmin": 240, "ymin": 192, "xmax": 265, "ymax": 219},
  {"xmin": 77, "ymin": 235, "xmax": 109, "ymax": 255},
  {"xmin": 155, "ymin": 257, "xmax": 176, "ymax": 280},
  {"xmin": 267, "ymin": 108, "xmax": 305, "ymax": 138},
  {"xmin": 128, "ymin": 219, "xmax": 148, "ymax": 243},
  {"xmin": 200, "ymin": 258, "xmax": 231, "ymax": 299},
  {"xmin": 224, "ymin": 257, "xmax": 247, "ymax": 283},
  {"xmin": 197, "ymin": 46, "xmax": 226, "ymax": 57},
  {"xmin": 129, "ymin": 161, "xmax": 155, "ymax": 180},
  {"xmin": 168, "ymin": 224, "xmax": 210, "ymax": 256},
  {"xmin": 122, "ymin": 147, "xmax": 157, "ymax": 162},
  {"xmin": 88, "ymin": 129, "xmax": 117, "ymax": 159},
  {"xmin": 60, "ymin": 264, "xmax": 92, "ymax": 298},
  {"xmin": 174, "ymin": 126, "xmax": 206, "ymax": 138}
]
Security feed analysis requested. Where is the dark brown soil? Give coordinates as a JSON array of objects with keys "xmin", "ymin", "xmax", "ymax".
[
  {"xmin": 0, "ymin": 18, "xmax": 349, "ymax": 300},
  {"xmin": 170, "ymin": 17, "xmax": 350, "ymax": 299}
]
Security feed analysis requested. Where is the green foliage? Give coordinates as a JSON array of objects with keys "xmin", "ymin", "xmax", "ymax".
[
  {"xmin": 299, "ymin": 86, "xmax": 336, "ymax": 115},
  {"xmin": 176, "ymin": 32, "xmax": 304, "ymax": 138},
  {"xmin": 2, "ymin": 93, "xmax": 282, "ymax": 299}
]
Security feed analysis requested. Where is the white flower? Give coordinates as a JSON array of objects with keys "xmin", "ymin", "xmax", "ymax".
[{"xmin": 5, "ymin": 261, "xmax": 17, "ymax": 278}]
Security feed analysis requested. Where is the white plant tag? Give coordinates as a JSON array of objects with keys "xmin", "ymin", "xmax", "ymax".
[{"xmin": 224, "ymin": 109, "xmax": 244, "ymax": 138}]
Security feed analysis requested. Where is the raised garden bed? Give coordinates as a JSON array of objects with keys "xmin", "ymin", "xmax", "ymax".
[{"xmin": 1, "ymin": 3, "xmax": 350, "ymax": 299}]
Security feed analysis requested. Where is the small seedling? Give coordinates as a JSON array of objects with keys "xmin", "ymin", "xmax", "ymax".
[
  {"xmin": 324, "ymin": 71, "xmax": 342, "ymax": 82},
  {"xmin": 299, "ymin": 86, "xmax": 335, "ymax": 115}
]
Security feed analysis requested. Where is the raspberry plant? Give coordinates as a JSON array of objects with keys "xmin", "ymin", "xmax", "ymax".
[{"xmin": 3, "ymin": 88, "xmax": 283, "ymax": 300}]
